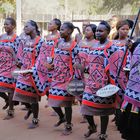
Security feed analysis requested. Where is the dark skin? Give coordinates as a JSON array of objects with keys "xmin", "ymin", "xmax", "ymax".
[
  {"xmin": 59, "ymin": 24, "xmax": 73, "ymax": 51},
  {"xmin": 75, "ymin": 26, "xmax": 95, "ymax": 72},
  {"xmin": 84, "ymin": 26, "xmax": 94, "ymax": 41},
  {"xmin": 96, "ymin": 24, "xmax": 109, "ymax": 44},
  {"xmin": 76, "ymin": 24, "xmax": 110, "ymax": 75},
  {"xmin": 0, "ymin": 19, "xmax": 15, "ymax": 40},
  {"xmin": 47, "ymin": 20, "xmax": 59, "ymax": 35},
  {"xmin": 4, "ymin": 19, "xmax": 15, "ymax": 35},
  {"xmin": 24, "ymin": 21, "xmax": 37, "ymax": 39},
  {"xmin": 82, "ymin": 21, "xmax": 90, "ymax": 34},
  {"xmin": 46, "ymin": 24, "xmax": 73, "ymax": 70},
  {"xmin": 2, "ymin": 19, "xmax": 21, "ymax": 68},
  {"xmin": 60, "ymin": 24, "xmax": 72, "ymax": 42},
  {"xmin": 21, "ymin": 21, "xmax": 38, "ymax": 73},
  {"xmin": 16, "ymin": 21, "xmax": 38, "ymax": 69},
  {"xmin": 118, "ymin": 24, "xmax": 129, "ymax": 40}
]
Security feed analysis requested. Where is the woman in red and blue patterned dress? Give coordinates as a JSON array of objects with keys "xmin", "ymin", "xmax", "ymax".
[
  {"xmin": 0, "ymin": 17, "xmax": 20, "ymax": 119},
  {"xmin": 48, "ymin": 22, "xmax": 79, "ymax": 135}
]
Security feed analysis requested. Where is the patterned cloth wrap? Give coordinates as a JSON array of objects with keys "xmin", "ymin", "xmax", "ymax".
[
  {"xmin": 75, "ymin": 40, "xmax": 97, "ymax": 99},
  {"xmin": 49, "ymin": 40, "xmax": 78, "ymax": 103},
  {"xmin": 14, "ymin": 36, "xmax": 48, "ymax": 98},
  {"xmin": 82, "ymin": 41, "xmax": 117, "ymax": 109},
  {"xmin": 0, "ymin": 34, "xmax": 20, "ymax": 93},
  {"xmin": 109, "ymin": 40, "xmax": 129, "ymax": 106},
  {"xmin": 122, "ymin": 44, "xmax": 140, "ymax": 113},
  {"xmin": 34, "ymin": 36, "xmax": 59, "ymax": 94}
]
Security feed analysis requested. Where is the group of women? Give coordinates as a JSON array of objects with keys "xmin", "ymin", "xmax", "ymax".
[{"xmin": 0, "ymin": 16, "xmax": 140, "ymax": 140}]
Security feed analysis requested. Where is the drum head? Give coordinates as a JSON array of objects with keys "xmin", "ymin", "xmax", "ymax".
[
  {"xmin": 67, "ymin": 79, "xmax": 85, "ymax": 96},
  {"xmin": 96, "ymin": 84, "xmax": 120, "ymax": 97},
  {"xmin": 13, "ymin": 69, "xmax": 33, "ymax": 74}
]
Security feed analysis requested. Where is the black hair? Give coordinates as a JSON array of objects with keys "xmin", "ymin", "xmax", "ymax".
[
  {"xmin": 86, "ymin": 24, "xmax": 97, "ymax": 38},
  {"xmin": 126, "ymin": 19, "xmax": 134, "ymax": 29},
  {"xmin": 116, "ymin": 20, "xmax": 130, "ymax": 31},
  {"xmin": 6, "ymin": 17, "xmax": 16, "ymax": 27},
  {"xmin": 130, "ymin": 38, "xmax": 140, "ymax": 54},
  {"xmin": 99, "ymin": 20, "xmax": 111, "ymax": 34},
  {"xmin": 53, "ymin": 18, "xmax": 61, "ymax": 31},
  {"xmin": 63, "ymin": 22, "xmax": 81, "ymax": 34},
  {"xmin": 29, "ymin": 20, "xmax": 40, "ymax": 36},
  {"xmin": 114, "ymin": 20, "xmax": 130, "ymax": 40}
]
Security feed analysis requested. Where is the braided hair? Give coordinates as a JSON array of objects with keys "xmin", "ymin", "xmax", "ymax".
[
  {"xmin": 63, "ymin": 22, "xmax": 81, "ymax": 34},
  {"xmin": 29, "ymin": 20, "xmax": 40, "ymax": 36},
  {"xmin": 53, "ymin": 18, "xmax": 61, "ymax": 31},
  {"xmin": 99, "ymin": 20, "xmax": 111, "ymax": 34},
  {"xmin": 86, "ymin": 24, "xmax": 97, "ymax": 38}
]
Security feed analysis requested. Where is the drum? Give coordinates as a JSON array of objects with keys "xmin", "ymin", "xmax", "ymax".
[
  {"xmin": 67, "ymin": 79, "xmax": 85, "ymax": 96},
  {"xmin": 12, "ymin": 69, "xmax": 33, "ymax": 79},
  {"xmin": 96, "ymin": 84, "xmax": 120, "ymax": 97}
]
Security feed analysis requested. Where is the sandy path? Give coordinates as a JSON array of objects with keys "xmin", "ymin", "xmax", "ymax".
[{"xmin": 0, "ymin": 97, "xmax": 122, "ymax": 140}]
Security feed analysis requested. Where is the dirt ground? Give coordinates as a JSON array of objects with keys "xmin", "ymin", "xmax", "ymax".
[{"xmin": 0, "ymin": 97, "xmax": 123, "ymax": 140}]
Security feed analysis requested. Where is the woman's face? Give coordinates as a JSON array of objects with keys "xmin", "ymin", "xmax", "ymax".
[
  {"xmin": 4, "ymin": 19, "xmax": 15, "ymax": 33},
  {"xmin": 48, "ymin": 20, "xmax": 57, "ymax": 31},
  {"xmin": 118, "ymin": 24, "xmax": 129, "ymax": 39},
  {"xmin": 96, "ymin": 24, "xmax": 109, "ymax": 41},
  {"xmin": 24, "ymin": 22, "xmax": 35, "ymax": 35},
  {"xmin": 110, "ymin": 17, "xmax": 119, "ymax": 28},
  {"xmin": 60, "ymin": 24, "xmax": 70, "ymax": 39},
  {"xmin": 82, "ymin": 21, "xmax": 90, "ymax": 34},
  {"xmin": 85, "ymin": 26, "xmax": 94, "ymax": 39}
]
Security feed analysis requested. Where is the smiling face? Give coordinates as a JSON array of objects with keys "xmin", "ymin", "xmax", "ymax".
[
  {"xmin": 96, "ymin": 24, "xmax": 109, "ymax": 42},
  {"xmin": 4, "ymin": 19, "xmax": 15, "ymax": 34}
]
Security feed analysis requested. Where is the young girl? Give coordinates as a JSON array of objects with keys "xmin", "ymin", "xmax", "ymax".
[
  {"xmin": 48, "ymin": 22, "xmax": 79, "ymax": 135},
  {"xmin": 35, "ymin": 18, "xmax": 61, "ymax": 109},
  {"xmin": 0, "ymin": 17, "xmax": 20, "ymax": 119},
  {"xmin": 119, "ymin": 39, "xmax": 140, "ymax": 140},
  {"xmin": 75, "ymin": 24, "xmax": 97, "ymax": 123},
  {"xmin": 13, "ymin": 20, "xmax": 44, "ymax": 129},
  {"xmin": 80, "ymin": 21, "xmax": 117, "ymax": 140},
  {"xmin": 111, "ymin": 20, "xmax": 131, "ymax": 125}
]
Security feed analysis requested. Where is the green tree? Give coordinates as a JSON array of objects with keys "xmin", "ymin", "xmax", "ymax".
[
  {"xmin": 0, "ymin": 0, "xmax": 15, "ymax": 17},
  {"xmin": 58, "ymin": 0, "xmax": 140, "ymax": 15}
]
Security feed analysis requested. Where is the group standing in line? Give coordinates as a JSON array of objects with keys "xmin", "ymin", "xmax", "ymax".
[{"xmin": 0, "ymin": 15, "xmax": 140, "ymax": 140}]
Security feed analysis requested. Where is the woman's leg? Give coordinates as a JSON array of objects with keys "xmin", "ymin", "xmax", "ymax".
[
  {"xmin": 8, "ymin": 93, "xmax": 14, "ymax": 111},
  {"xmin": 24, "ymin": 104, "xmax": 32, "ymax": 120},
  {"xmin": 0, "ymin": 92, "xmax": 9, "ymax": 110},
  {"xmin": 98, "ymin": 116, "xmax": 109, "ymax": 140},
  {"xmin": 84, "ymin": 115, "xmax": 97, "ymax": 138},
  {"xmin": 3, "ymin": 93, "xmax": 14, "ymax": 120},
  {"xmin": 100, "ymin": 115, "xmax": 109, "ymax": 134},
  {"xmin": 65, "ymin": 107, "xmax": 72, "ymax": 124},
  {"xmin": 52, "ymin": 107, "xmax": 65, "ymax": 127},
  {"xmin": 62, "ymin": 107, "xmax": 73, "ymax": 135},
  {"xmin": 28, "ymin": 102, "xmax": 39, "ymax": 129}
]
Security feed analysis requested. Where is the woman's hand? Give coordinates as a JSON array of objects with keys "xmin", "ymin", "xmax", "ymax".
[
  {"xmin": 16, "ymin": 62, "xmax": 22, "ymax": 68},
  {"xmin": 125, "ymin": 39, "xmax": 133, "ymax": 50},
  {"xmin": 46, "ymin": 63, "xmax": 54, "ymax": 71},
  {"xmin": 73, "ymin": 63, "xmax": 84, "ymax": 73}
]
